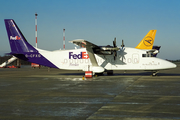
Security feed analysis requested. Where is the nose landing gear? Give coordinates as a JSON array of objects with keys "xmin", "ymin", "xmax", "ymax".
[{"xmin": 152, "ymin": 71, "xmax": 159, "ymax": 76}]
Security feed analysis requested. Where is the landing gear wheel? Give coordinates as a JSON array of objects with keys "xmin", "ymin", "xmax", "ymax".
[
  {"xmin": 107, "ymin": 70, "xmax": 113, "ymax": 75},
  {"xmin": 152, "ymin": 71, "xmax": 159, "ymax": 76},
  {"xmin": 94, "ymin": 72, "xmax": 104, "ymax": 76}
]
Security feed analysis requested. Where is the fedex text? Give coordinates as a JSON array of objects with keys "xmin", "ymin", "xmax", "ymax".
[
  {"xmin": 10, "ymin": 36, "xmax": 21, "ymax": 40},
  {"xmin": 69, "ymin": 52, "xmax": 89, "ymax": 59}
]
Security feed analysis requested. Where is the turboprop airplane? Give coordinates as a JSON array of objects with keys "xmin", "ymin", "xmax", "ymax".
[{"xmin": 4, "ymin": 19, "xmax": 176, "ymax": 76}]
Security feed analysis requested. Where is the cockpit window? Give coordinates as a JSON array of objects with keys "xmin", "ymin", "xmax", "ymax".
[{"xmin": 142, "ymin": 53, "xmax": 154, "ymax": 57}]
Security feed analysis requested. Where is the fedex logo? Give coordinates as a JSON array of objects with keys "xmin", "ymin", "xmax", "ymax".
[
  {"xmin": 69, "ymin": 52, "xmax": 89, "ymax": 59},
  {"xmin": 10, "ymin": 36, "xmax": 21, "ymax": 40}
]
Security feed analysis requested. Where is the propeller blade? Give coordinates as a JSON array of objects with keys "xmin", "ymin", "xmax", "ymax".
[
  {"xmin": 113, "ymin": 37, "xmax": 117, "ymax": 47},
  {"xmin": 113, "ymin": 51, "xmax": 116, "ymax": 60},
  {"xmin": 121, "ymin": 39, "xmax": 125, "ymax": 48},
  {"xmin": 112, "ymin": 37, "xmax": 119, "ymax": 60}
]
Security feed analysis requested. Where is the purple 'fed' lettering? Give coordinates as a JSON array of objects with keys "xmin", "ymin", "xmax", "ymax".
[
  {"xmin": 69, "ymin": 52, "xmax": 82, "ymax": 59},
  {"xmin": 69, "ymin": 52, "xmax": 89, "ymax": 59}
]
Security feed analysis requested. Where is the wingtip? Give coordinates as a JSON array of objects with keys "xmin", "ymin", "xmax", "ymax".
[{"xmin": 69, "ymin": 39, "xmax": 86, "ymax": 43}]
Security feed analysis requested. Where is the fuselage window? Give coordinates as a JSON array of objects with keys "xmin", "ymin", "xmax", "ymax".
[{"xmin": 142, "ymin": 54, "xmax": 146, "ymax": 57}]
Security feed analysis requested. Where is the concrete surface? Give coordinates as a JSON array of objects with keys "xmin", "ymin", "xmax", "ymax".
[{"xmin": 0, "ymin": 63, "xmax": 180, "ymax": 120}]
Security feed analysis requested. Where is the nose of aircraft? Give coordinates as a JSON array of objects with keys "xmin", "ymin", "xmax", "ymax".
[
  {"xmin": 165, "ymin": 60, "xmax": 177, "ymax": 69},
  {"xmin": 172, "ymin": 62, "xmax": 177, "ymax": 68}
]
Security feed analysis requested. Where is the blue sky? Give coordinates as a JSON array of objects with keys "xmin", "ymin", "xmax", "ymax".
[{"xmin": 0, "ymin": 0, "xmax": 180, "ymax": 60}]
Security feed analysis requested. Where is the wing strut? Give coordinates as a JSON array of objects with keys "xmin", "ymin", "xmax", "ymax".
[
  {"xmin": 86, "ymin": 46, "xmax": 98, "ymax": 66},
  {"xmin": 86, "ymin": 46, "xmax": 104, "ymax": 73}
]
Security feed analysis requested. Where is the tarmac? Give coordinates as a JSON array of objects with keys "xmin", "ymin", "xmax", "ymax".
[{"xmin": 0, "ymin": 62, "xmax": 180, "ymax": 120}]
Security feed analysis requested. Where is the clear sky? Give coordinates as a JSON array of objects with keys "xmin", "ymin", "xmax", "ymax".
[{"xmin": 0, "ymin": 0, "xmax": 180, "ymax": 60}]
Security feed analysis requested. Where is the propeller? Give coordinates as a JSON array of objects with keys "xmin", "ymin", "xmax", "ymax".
[
  {"xmin": 112, "ymin": 38, "xmax": 126, "ymax": 61},
  {"xmin": 113, "ymin": 37, "xmax": 117, "ymax": 48},
  {"xmin": 120, "ymin": 39, "xmax": 126, "ymax": 62}
]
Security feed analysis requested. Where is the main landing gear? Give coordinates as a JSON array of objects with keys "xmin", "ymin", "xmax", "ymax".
[
  {"xmin": 107, "ymin": 70, "xmax": 113, "ymax": 75},
  {"xmin": 94, "ymin": 70, "xmax": 114, "ymax": 76}
]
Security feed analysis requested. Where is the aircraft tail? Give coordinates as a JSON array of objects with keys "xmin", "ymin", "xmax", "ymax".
[
  {"xmin": 135, "ymin": 30, "xmax": 157, "ymax": 49},
  {"xmin": 4, "ymin": 19, "xmax": 58, "ymax": 68},
  {"xmin": 4, "ymin": 19, "xmax": 38, "ymax": 54}
]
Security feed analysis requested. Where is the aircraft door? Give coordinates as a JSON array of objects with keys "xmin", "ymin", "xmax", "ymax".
[{"xmin": 132, "ymin": 54, "xmax": 139, "ymax": 64}]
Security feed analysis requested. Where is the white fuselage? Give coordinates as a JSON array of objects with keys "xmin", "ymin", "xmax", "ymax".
[{"xmin": 37, "ymin": 47, "xmax": 176, "ymax": 72}]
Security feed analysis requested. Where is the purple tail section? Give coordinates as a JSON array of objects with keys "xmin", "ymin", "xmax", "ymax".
[
  {"xmin": 4, "ymin": 19, "xmax": 38, "ymax": 53},
  {"xmin": 4, "ymin": 19, "xmax": 58, "ymax": 68}
]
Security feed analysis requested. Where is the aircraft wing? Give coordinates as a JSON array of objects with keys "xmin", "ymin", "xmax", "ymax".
[
  {"xmin": 70, "ymin": 39, "xmax": 105, "ymax": 73},
  {"xmin": 69, "ymin": 39, "xmax": 99, "ymax": 49},
  {"xmin": 69, "ymin": 39, "xmax": 99, "ymax": 66}
]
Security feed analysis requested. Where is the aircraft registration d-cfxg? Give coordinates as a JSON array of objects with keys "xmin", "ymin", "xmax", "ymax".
[{"xmin": 4, "ymin": 19, "xmax": 176, "ymax": 76}]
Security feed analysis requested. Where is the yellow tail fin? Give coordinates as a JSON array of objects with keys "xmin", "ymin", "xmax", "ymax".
[{"xmin": 135, "ymin": 30, "xmax": 157, "ymax": 49}]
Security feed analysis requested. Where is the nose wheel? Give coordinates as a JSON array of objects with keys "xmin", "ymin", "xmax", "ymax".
[{"xmin": 152, "ymin": 71, "xmax": 159, "ymax": 76}]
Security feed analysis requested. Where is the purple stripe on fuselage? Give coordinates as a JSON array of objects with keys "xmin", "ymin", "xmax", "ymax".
[{"xmin": 13, "ymin": 52, "xmax": 58, "ymax": 69}]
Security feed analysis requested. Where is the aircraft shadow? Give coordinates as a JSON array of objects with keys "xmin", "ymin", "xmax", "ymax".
[
  {"xmin": 59, "ymin": 72, "xmax": 85, "ymax": 76},
  {"xmin": 59, "ymin": 72, "xmax": 180, "ymax": 76},
  {"xmin": 156, "ymin": 73, "xmax": 180, "ymax": 76},
  {"xmin": 105, "ymin": 72, "xmax": 180, "ymax": 76}
]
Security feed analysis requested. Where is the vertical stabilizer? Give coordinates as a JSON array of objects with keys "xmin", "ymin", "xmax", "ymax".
[
  {"xmin": 4, "ymin": 19, "xmax": 38, "ymax": 54},
  {"xmin": 135, "ymin": 30, "xmax": 157, "ymax": 49},
  {"xmin": 4, "ymin": 19, "xmax": 58, "ymax": 69}
]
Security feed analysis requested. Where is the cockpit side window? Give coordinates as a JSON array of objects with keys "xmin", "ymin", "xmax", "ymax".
[{"xmin": 142, "ymin": 53, "xmax": 154, "ymax": 57}]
